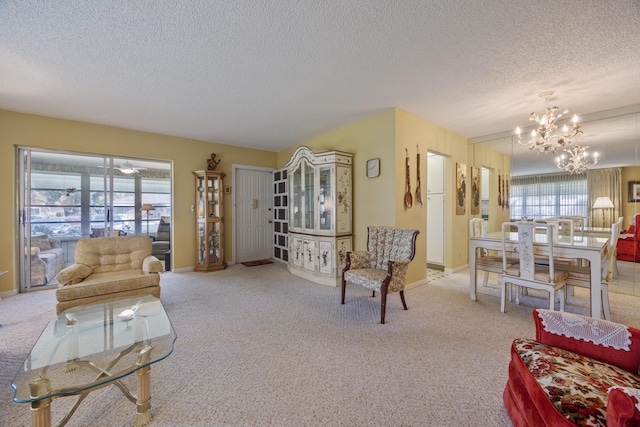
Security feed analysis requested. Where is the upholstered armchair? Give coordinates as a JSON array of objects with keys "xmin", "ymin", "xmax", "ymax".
[
  {"xmin": 617, "ymin": 214, "xmax": 640, "ymax": 262},
  {"xmin": 152, "ymin": 217, "xmax": 170, "ymax": 260},
  {"xmin": 341, "ymin": 226, "xmax": 419, "ymax": 324}
]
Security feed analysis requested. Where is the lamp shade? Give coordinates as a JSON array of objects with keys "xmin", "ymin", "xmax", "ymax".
[
  {"xmin": 592, "ymin": 197, "xmax": 614, "ymax": 209},
  {"xmin": 140, "ymin": 204, "xmax": 155, "ymax": 211}
]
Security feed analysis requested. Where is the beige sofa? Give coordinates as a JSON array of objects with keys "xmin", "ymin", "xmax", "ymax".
[
  {"xmin": 55, "ymin": 235, "xmax": 163, "ymax": 314},
  {"xmin": 29, "ymin": 235, "xmax": 65, "ymax": 286}
]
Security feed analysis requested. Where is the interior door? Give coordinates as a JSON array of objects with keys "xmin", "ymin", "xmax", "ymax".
[
  {"xmin": 427, "ymin": 153, "xmax": 446, "ymax": 265},
  {"xmin": 235, "ymin": 167, "xmax": 273, "ymax": 263}
]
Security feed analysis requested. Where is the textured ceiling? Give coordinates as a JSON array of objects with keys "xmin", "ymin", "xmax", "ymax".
[{"xmin": 1, "ymin": 1, "xmax": 640, "ymax": 171}]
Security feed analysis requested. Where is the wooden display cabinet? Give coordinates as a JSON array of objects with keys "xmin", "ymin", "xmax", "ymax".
[{"xmin": 193, "ymin": 170, "xmax": 226, "ymax": 271}]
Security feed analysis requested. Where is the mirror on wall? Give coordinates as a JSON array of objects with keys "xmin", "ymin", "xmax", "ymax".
[{"xmin": 470, "ymin": 106, "xmax": 640, "ymax": 297}]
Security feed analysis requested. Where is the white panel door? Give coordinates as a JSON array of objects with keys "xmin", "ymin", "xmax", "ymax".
[{"xmin": 236, "ymin": 168, "xmax": 273, "ymax": 263}]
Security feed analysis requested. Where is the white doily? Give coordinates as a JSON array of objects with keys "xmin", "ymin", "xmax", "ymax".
[
  {"xmin": 608, "ymin": 387, "xmax": 640, "ymax": 412},
  {"xmin": 537, "ymin": 310, "xmax": 632, "ymax": 351}
]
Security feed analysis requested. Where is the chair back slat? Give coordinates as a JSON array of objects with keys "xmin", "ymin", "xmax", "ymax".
[{"xmin": 502, "ymin": 222, "xmax": 555, "ymax": 281}]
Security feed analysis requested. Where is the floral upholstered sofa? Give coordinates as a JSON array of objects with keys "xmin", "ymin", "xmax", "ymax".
[
  {"xmin": 504, "ymin": 309, "xmax": 640, "ymax": 426},
  {"xmin": 55, "ymin": 235, "xmax": 163, "ymax": 314}
]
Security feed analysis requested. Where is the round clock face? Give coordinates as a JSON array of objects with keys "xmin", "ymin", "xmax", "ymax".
[{"xmin": 366, "ymin": 158, "xmax": 380, "ymax": 178}]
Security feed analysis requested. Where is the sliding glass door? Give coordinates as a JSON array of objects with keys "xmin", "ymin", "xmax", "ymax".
[{"xmin": 18, "ymin": 149, "xmax": 171, "ymax": 293}]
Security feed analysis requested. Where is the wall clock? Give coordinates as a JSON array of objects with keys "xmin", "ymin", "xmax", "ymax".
[{"xmin": 366, "ymin": 158, "xmax": 380, "ymax": 178}]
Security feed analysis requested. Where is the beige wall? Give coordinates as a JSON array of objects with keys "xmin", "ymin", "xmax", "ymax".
[
  {"xmin": 278, "ymin": 108, "xmax": 494, "ymax": 285},
  {"xmin": 1, "ymin": 107, "xmax": 508, "ymax": 295},
  {"xmin": 277, "ymin": 109, "xmax": 397, "ymax": 251},
  {"xmin": 0, "ymin": 110, "xmax": 277, "ymax": 295},
  {"xmin": 469, "ymin": 142, "xmax": 512, "ymax": 233}
]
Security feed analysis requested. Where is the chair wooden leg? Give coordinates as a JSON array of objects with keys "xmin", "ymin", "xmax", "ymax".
[
  {"xmin": 380, "ymin": 291, "xmax": 387, "ymax": 324},
  {"xmin": 602, "ymin": 283, "xmax": 611, "ymax": 320},
  {"xmin": 399, "ymin": 291, "xmax": 407, "ymax": 310},
  {"xmin": 341, "ymin": 276, "xmax": 346, "ymax": 304},
  {"xmin": 372, "ymin": 291, "xmax": 376, "ymax": 297}
]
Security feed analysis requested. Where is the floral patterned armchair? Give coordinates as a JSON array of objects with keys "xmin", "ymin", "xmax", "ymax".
[
  {"xmin": 504, "ymin": 309, "xmax": 640, "ymax": 426},
  {"xmin": 341, "ymin": 226, "xmax": 419, "ymax": 324}
]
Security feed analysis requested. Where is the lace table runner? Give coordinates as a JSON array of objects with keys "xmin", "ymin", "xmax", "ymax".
[{"xmin": 538, "ymin": 310, "xmax": 632, "ymax": 351}]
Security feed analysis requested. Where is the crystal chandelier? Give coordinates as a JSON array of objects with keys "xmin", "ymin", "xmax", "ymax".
[
  {"xmin": 555, "ymin": 144, "xmax": 599, "ymax": 174},
  {"xmin": 515, "ymin": 91, "xmax": 582, "ymax": 154}
]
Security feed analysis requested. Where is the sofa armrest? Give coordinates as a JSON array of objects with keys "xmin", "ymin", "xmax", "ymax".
[
  {"xmin": 143, "ymin": 256, "xmax": 163, "ymax": 273},
  {"xmin": 533, "ymin": 309, "xmax": 640, "ymax": 373},
  {"xmin": 56, "ymin": 264, "xmax": 93, "ymax": 286},
  {"xmin": 607, "ymin": 387, "xmax": 640, "ymax": 427}
]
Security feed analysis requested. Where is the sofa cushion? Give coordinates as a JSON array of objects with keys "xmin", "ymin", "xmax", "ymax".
[
  {"xmin": 56, "ymin": 270, "xmax": 159, "ymax": 302},
  {"xmin": 511, "ymin": 338, "xmax": 640, "ymax": 426},
  {"xmin": 31, "ymin": 235, "xmax": 52, "ymax": 250},
  {"xmin": 38, "ymin": 248, "xmax": 64, "ymax": 264},
  {"xmin": 74, "ymin": 236, "xmax": 152, "ymax": 273},
  {"xmin": 344, "ymin": 268, "xmax": 387, "ymax": 290}
]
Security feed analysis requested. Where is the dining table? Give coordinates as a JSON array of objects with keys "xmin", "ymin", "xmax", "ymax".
[{"xmin": 469, "ymin": 231, "xmax": 610, "ymax": 319}]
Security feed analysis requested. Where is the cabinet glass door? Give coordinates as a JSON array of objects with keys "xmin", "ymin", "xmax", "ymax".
[
  {"xmin": 208, "ymin": 175, "xmax": 220, "ymax": 218},
  {"xmin": 292, "ymin": 164, "xmax": 302, "ymax": 228},
  {"xmin": 196, "ymin": 177, "xmax": 206, "ymax": 219},
  {"xmin": 319, "ymin": 167, "xmax": 332, "ymax": 231},
  {"xmin": 304, "ymin": 162, "xmax": 315, "ymax": 229}
]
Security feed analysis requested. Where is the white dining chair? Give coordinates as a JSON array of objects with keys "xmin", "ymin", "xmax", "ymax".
[
  {"xmin": 500, "ymin": 222, "xmax": 567, "ymax": 313},
  {"xmin": 563, "ymin": 221, "xmax": 622, "ymax": 320},
  {"xmin": 470, "ymin": 218, "xmax": 513, "ymax": 287}
]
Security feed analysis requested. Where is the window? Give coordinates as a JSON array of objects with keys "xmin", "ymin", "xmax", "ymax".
[{"xmin": 510, "ymin": 173, "xmax": 587, "ymax": 219}]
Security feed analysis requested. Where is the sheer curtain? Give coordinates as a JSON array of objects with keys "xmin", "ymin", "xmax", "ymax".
[
  {"xmin": 587, "ymin": 168, "xmax": 622, "ymax": 227},
  {"xmin": 510, "ymin": 172, "xmax": 587, "ymax": 219}
]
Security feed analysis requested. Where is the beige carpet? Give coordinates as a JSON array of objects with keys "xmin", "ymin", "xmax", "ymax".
[{"xmin": 1, "ymin": 262, "xmax": 639, "ymax": 426}]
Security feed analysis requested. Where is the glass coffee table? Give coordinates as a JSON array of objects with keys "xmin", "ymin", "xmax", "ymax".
[{"xmin": 12, "ymin": 295, "xmax": 176, "ymax": 427}]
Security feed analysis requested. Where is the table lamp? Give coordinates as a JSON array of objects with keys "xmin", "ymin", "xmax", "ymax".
[
  {"xmin": 592, "ymin": 197, "xmax": 614, "ymax": 228},
  {"xmin": 140, "ymin": 204, "xmax": 155, "ymax": 235}
]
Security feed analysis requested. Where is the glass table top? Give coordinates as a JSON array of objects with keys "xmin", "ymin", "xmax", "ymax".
[{"xmin": 12, "ymin": 295, "xmax": 176, "ymax": 403}]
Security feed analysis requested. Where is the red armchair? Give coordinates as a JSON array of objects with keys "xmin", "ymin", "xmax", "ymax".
[
  {"xmin": 504, "ymin": 309, "xmax": 640, "ymax": 426},
  {"xmin": 617, "ymin": 214, "xmax": 640, "ymax": 262}
]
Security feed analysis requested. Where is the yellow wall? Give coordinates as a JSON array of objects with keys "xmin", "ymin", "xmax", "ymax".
[
  {"xmin": 278, "ymin": 108, "xmax": 485, "ymax": 285},
  {"xmin": 469, "ymin": 142, "xmax": 512, "ymax": 233},
  {"xmin": 1, "ymin": 107, "xmax": 508, "ymax": 295},
  {"xmin": 395, "ymin": 109, "xmax": 472, "ymax": 282},
  {"xmin": 0, "ymin": 110, "xmax": 277, "ymax": 295},
  {"xmin": 277, "ymin": 109, "xmax": 397, "ymax": 250}
]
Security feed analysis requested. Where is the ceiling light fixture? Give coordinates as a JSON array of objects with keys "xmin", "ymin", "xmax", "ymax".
[
  {"xmin": 555, "ymin": 144, "xmax": 599, "ymax": 174},
  {"xmin": 515, "ymin": 91, "xmax": 582, "ymax": 154},
  {"xmin": 118, "ymin": 161, "xmax": 137, "ymax": 174}
]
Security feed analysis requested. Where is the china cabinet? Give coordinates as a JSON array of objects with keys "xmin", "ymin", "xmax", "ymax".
[
  {"xmin": 285, "ymin": 146, "xmax": 353, "ymax": 286},
  {"xmin": 193, "ymin": 170, "xmax": 226, "ymax": 271}
]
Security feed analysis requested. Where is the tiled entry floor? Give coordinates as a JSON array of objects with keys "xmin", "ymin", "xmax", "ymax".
[{"xmin": 427, "ymin": 268, "xmax": 445, "ymax": 282}]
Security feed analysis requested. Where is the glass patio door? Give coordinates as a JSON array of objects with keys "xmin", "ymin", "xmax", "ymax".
[{"xmin": 17, "ymin": 149, "xmax": 172, "ymax": 293}]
